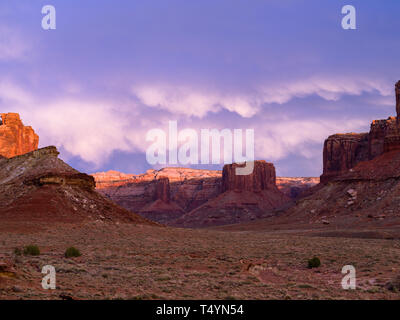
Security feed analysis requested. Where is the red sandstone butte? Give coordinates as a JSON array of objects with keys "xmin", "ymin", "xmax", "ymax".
[
  {"xmin": 222, "ymin": 161, "xmax": 277, "ymax": 192},
  {"xmin": 274, "ymin": 80, "xmax": 400, "ymax": 229},
  {"xmin": 171, "ymin": 161, "xmax": 290, "ymax": 228},
  {"xmin": 0, "ymin": 113, "xmax": 39, "ymax": 158},
  {"xmin": 321, "ymin": 82, "xmax": 400, "ymax": 183},
  {"xmin": 92, "ymin": 167, "xmax": 318, "ymax": 225}
]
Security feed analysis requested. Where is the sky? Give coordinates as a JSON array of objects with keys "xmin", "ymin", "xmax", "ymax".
[{"xmin": 1, "ymin": 0, "xmax": 400, "ymax": 177}]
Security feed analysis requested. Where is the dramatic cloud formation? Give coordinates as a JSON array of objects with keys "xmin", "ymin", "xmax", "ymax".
[
  {"xmin": 253, "ymin": 118, "xmax": 366, "ymax": 161},
  {"xmin": 259, "ymin": 77, "xmax": 393, "ymax": 105},
  {"xmin": 1, "ymin": 0, "xmax": 400, "ymax": 176},
  {"xmin": 132, "ymin": 85, "xmax": 259, "ymax": 118},
  {"xmin": 0, "ymin": 78, "xmax": 371, "ymax": 172},
  {"xmin": 132, "ymin": 76, "xmax": 391, "ymax": 118}
]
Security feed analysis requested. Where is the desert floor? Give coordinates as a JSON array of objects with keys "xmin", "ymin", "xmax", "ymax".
[{"xmin": 1, "ymin": 221, "xmax": 400, "ymax": 300}]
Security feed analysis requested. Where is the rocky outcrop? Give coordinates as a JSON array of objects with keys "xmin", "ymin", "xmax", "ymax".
[
  {"xmin": 321, "ymin": 117, "xmax": 400, "ymax": 183},
  {"xmin": 154, "ymin": 177, "xmax": 170, "ymax": 203},
  {"xmin": 92, "ymin": 168, "xmax": 221, "ymax": 224},
  {"xmin": 0, "ymin": 146, "xmax": 154, "ymax": 225},
  {"xmin": 283, "ymin": 148, "xmax": 400, "ymax": 228},
  {"xmin": 0, "ymin": 113, "xmax": 39, "ymax": 158},
  {"xmin": 171, "ymin": 161, "xmax": 290, "ymax": 228},
  {"xmin": 369, "ymin": 117, "xmax": 400, "ymax": 157},
  {"xmin": 138, "ymin": 177, "xmax": 186, "ymax": 224},
  {"xmin": 92, "ymin": 167, "xmax": 317, "ymax": 225},
  {"xmin": 281, "ymin": 81, "xmax": 400, "ymax": 228},
  {"xmin": 320, "ymin": 133, "xmax": 369, "ymax": 183},
  {"xmin": 276, "ymin": 177, "xmax": 319, "ymax": 198},
  {"xmin": 321, "ymin": 82, "xmax": 400, "ymax": 182},
  {"xmin": 222, "ymin": 161, "xmax": 276, "ymax": 192}
]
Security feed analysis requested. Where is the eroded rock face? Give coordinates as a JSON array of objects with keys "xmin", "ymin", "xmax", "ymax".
[
  {"xmin": 92, "ymin": 168, "xmax": 222, "ymax": 223},
  {"xmin": 154, "ymin": 177, "xmax": 170, "ymax": 203},
  {"xmin": 92, "ymin": 166, "xmax": 317, "ymax": 225},
  {"xmin": 321, "ymin": 82, "xmax": 400, "ymax": 183},
  {"xmin": 222, "ymin": 161, "xmax": 276, "ymax": 192},
  {"xmin": 369, "ymin": 117, "xmax": 400, "ymax": 157},
  {"xmin": 0, "ymin": 146, "xmax": 153, "ymax": 225},
  {"xmin": 0, "ymin": 113, "xmax": 39, "ymax": 158},
  {"xmin": 321, "ymin": 117, "xmax": 400, "ymax": 183},
  {"xmin": 283, "ymin": 81, "xmax": 400, "ymax": 228},
  {"xmin": 171, "ymin": 161, "xmax": 290, "ymax": 228},
  {"xmin": 320, "ymin": 133, "xmax": 369, "ymax": 183},
  {"xmin": 276, "ymin": 177, "xmax": 320, "ymax": 198},
  {"xmin": 284, "ymin": 148, "xmax": 400, "ymax": 228},
  {"xmin": 321, "ymin": 83, "xmax": 400, "ymax": 183}
]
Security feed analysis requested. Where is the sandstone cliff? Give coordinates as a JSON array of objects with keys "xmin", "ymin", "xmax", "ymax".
[
  {"xmin": 222, "ymin": 161, "xmax": 277, "ymax": 192},
  {"xmin": 92, "ymin": 167, "xmax": 318, "ymax": 225},
  {"xmin": 321, "ymin": 83, "xmax": 400, "ymax": 183},
  {"xmin": 275, "ymin": 177, "xmax": 319, "ymax": 198},
  {"xmin": 92, "ymin": 168, "xmax": 222, "ymax": 224},
  {"xmin": 170, "ymin": 161, "xmax": 290, "ymax": 228},
  {"xmin": 320, "ymin": 133, "xmax": 369, "ymax": 183},
  {"xmin": 0, "ymin": 113, "xmax": 39, "ymax": 158},
  {"xmin": 137, "ymin": 177, "xmax": 186, "ymax": 224},
  {"xmin": 278, "ymin": 81, "xmax": 400, "ymax": 229}
]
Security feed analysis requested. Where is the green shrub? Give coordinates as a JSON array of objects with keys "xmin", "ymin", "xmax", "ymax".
[
  {"xmin": 23, "ymin": 245, "xmax": 40, "ymax": 256},
  {"xmin": 14, "ymin": 247, "xmax": 22, "ymax": 256},
  {"xmin": 307, "ymin": 256, "xmax": 321, "ymax": 269},
  {"xmin": 65, "ymin": 247, "xmax": 81, "ymax": 258}
]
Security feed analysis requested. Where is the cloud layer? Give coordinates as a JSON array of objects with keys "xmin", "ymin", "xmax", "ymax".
[
  {"xmin": 132, "ymin": 76, "xmax": 392, "ymax": 120},
  {"xmin": 0, "ymin": 76, "xmax": 383, "ymax": 173},
  {"xmin": 1, "ymin": 0, "xmax": 400, "ymax": 176}
]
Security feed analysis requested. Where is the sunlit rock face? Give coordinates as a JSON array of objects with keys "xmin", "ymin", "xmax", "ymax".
[{"xmin": 0, "ymin": 113, "xmax": 39, "ymax": 158}]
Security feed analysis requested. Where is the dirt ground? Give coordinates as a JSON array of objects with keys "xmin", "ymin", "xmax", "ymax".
[{"xmin": 1, "ymin": 221, "xmax": 400, "ymax": 300}]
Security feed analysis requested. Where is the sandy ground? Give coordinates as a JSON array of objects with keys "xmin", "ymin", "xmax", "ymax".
[{"xmin": 1, "ymin": 221, "xmax": 400, "ymax": 300}]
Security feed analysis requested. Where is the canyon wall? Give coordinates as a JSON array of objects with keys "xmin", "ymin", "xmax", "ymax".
[
  {"xmin": 320, "ymin": 133, "xmax": 369, "ymax": 183},
  {"xmin": 171, "ymin": 161, "xmax": 290, "ymax": 227},
  {"xmin": 321, "ymin": 82, "xmax": 400, "ymax": 182},
  {"xmin": 93, "ymin": 165, "xmax": 318, "ymax": 225}
]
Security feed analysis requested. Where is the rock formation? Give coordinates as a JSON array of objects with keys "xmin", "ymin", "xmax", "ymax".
[
  {"xmin": 320, "ymin": 133, "xmax": 369, "ymax": 183},
  {"xmin": 222, "ymin": 161, "xmax": 277, "ymax": 192},
  {"xmin": 0, "ymin": 146, "xmax": 154, "ymax": 225},
  {"xmin": 321, "ymin": 82, "xmax": 400, "ymax": 182},
  {"xmin": 170, "ymin": 161, "xmax": 290, "ymax": 228},
  {"xmin": 92, "ymin": 168, "xmax": 222, "ymax": 224},
  {"xmin": 92, "ymin": 167, "xmax": 317, "ymax": 225},
  {"xmin": 275, "ymin": 177, "xmax": 319, "ymax": 198},
  {"xmin": 283, "ymin": 147, "xmax": 400, "ymax": 229},
  {"xmin": 282, "ymin": 81, "xmax": 400, "ymax": 228},
  {"xmin": 137, "ymin": 177, "xmax": 186, "ymax": 224},
  {"xmin": 0, "ymin": 113, "xmax": 39, "ymax": 158}
]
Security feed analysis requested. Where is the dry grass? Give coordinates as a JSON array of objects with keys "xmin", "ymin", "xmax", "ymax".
[{"xmin": 1, "ymin": 221, "xmax": 400, "ymax": 300}]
